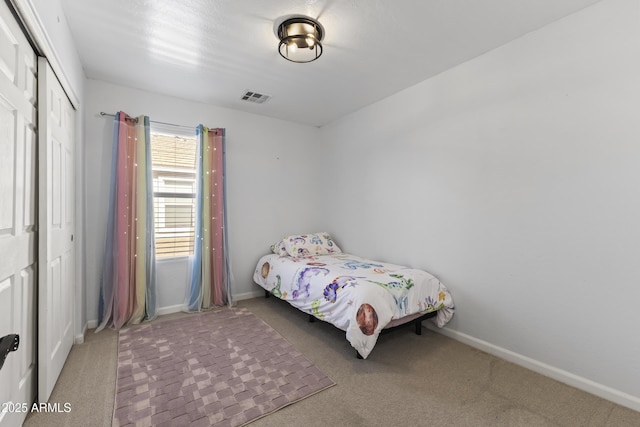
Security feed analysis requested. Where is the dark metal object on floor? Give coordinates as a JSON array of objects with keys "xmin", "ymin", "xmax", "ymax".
[{"xmin": 0, "ymin": 334, "xmax": 19, "ymax": 371}]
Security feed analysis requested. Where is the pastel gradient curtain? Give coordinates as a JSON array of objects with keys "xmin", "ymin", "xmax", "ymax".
[
  {"xmin": 185, "ymin": 126, "xmax": 231, "ymax": 311},
  {"xmin": 97, "ymin": 112, "xmax": 157, "ymax": 331}
]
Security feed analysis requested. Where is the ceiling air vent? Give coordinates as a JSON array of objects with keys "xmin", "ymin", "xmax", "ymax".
[{"xmin": 240, "ymin": 90, "xmax": 271, "ymax": 104}]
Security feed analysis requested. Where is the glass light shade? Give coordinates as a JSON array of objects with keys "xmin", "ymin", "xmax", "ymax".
[{"xmin": 277, "ymin": 17, "xmax": 324, "ymax": 63}]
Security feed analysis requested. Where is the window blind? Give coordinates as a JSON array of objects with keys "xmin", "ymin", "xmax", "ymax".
[{"xmin": 150, "ymin": 132, "xmax": 197, "ymax": 258}]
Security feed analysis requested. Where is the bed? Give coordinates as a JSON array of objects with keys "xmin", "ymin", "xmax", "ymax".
[{"xmin": 252, "ymin": 232, "xmax": 455, "ymax": 359}]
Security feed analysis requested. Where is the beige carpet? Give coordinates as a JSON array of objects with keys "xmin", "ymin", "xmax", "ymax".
[{"xmin": 25, "ymin": 297, "xmax": 640, "ymax": 427}]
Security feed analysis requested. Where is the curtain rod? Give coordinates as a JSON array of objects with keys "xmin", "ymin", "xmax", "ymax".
[{"xmin": 99, "ymin": 112, "xmax": 217, "ymax": 134}]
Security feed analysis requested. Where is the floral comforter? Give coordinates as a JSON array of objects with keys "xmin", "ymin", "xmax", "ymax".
[{"xmin": 253, "ymin": 253, "xmax": 454, "ymax": 358}]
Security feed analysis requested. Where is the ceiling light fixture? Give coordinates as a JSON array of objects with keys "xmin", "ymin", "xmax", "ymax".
[{"xmin": 277, "ymin": 16, "xmax": 324, "ymax": 63}]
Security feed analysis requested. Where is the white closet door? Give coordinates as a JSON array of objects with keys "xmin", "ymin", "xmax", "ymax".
[
  {"xmin": 0, "ymin": 1, "xmax": 38, "ymax": 426},
  {"xmin": 37, "ymin": 57, "xmax": 75, "ymax": 403}
]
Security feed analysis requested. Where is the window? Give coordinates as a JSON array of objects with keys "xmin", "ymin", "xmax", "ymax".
[{"xmin": 150, "ymin": 127, "xmax": 197, "ymax": 258}]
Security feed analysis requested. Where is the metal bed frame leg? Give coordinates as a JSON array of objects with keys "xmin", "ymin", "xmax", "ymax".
[{"xmin": 415, "ymin": 319, "xmax": 422, "ymax": 335}]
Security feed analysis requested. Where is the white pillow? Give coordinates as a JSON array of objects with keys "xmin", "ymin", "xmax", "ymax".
[
  {"xmin": 270, "ymin": 240, "xmax": 288, "ymax": 256},
  {"xmin": 282, "ymin": 232, "xmax": 342, "ymax": 257}
]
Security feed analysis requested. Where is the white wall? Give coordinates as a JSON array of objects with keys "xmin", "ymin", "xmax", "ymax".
[
  {"xmin": 84, "ymin": 79, "xmax": 322, "ymax": 323},
  {"xmin": 26, "ymin": 0, "xmax": 84, "ymax": 104},
  {"xmin": 319, "ymin": 0, "xmax": 640, "ymax": 409}
]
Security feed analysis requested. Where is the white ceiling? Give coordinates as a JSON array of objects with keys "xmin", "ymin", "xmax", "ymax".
[{"xmin": 61, "ymin": 0, "xmax": 601, "ymax": 127}]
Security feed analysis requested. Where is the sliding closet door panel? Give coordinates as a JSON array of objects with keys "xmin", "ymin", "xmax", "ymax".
[
  {"xmin": 0, "ymin": 1, "xmax": 37, "ymax": 426},
  {"xmin": 37, "ymin": 57, "xmax": 75, "ymax": 404}
]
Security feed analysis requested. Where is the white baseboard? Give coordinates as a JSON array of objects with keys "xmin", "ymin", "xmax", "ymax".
[
  {"xmin": 74, "ymin": 322, "xmax": 88, "ymax": 345},
  {"xmin": 85, "ymin": 292, "xmax": 266, "ymax": 331},
  {"xmin": 232, "ymin": 290, "xmax": 265, "ymax": 301},
  {"xmin": 157, "ymin": 304, "xmax": 185, "ymax": 316},
  {"xmin": 425, "ymin": 324, "xmax": 640, "ymax": 413},
  {"xmin": 85, "ymin": 305, "xmax": 188, "ymax": 329}
]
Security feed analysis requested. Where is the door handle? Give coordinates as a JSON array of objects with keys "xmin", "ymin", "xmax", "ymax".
[{"xmin": 0, "ymin": 334, "xmax": 19, "ymax": 371}]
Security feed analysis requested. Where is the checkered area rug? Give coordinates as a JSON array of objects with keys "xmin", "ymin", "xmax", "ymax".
[{"xmin": 113, "ymin": 307, "xmax": 335, "ymax": 426}]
